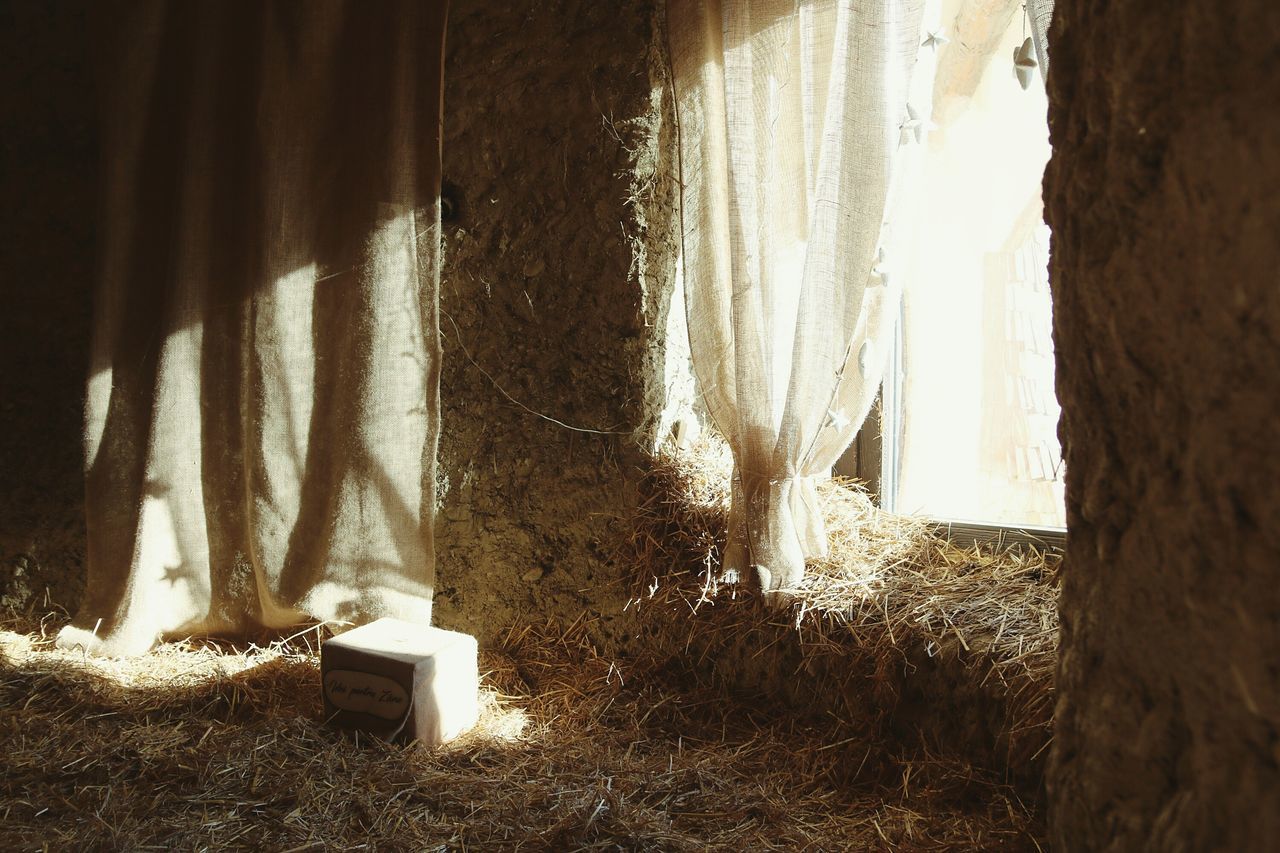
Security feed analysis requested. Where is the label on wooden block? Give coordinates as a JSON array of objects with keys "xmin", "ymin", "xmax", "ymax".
[{"xmin": 323, "ymin": 669, "xmax": 410, "ymax": 722}]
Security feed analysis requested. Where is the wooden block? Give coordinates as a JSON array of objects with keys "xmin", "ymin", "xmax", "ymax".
[{"xmin": 321, "ymin": 618, "xmax": 479, "ymax": 746}]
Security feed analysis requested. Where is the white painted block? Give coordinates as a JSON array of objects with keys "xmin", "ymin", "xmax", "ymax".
[{"xmin": 321, "ymin": 617, "xmax": 479, "ymax": 746}]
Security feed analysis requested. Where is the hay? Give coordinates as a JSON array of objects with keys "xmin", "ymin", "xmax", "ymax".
[
  {"xmin": 0, "ymin": 603, "xmax": 1042, "ymax": 850},
  {"xmin": 625, "ymin": 437, "xmax": 1060, "ymax": 798},
  {"xmin": 0, "ymin": 435, "xmax": 1055, "ymax": 849}
]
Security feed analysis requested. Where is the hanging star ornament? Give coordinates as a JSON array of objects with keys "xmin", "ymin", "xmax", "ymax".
[
  {"xmin": 858, "ymin": 340, "xmax": 874, "ymax": 377},
  {"xmin": 921, "ymin": 29, "xmax": 949, "ymax": 51},
  {"xmin": 1014, "ymin": 37, "xmax": 1038, "ymax": 90},
  {"xmin": 826, "ymin": 408, "xmax": 852, "ymax": 432},
  {"xmin": 870, "ymin": 246, "xmax": 890, "ymax": 288},
  {"xmin": 899, "ymin": 104, "xmax": 925, "ymax": 145}
]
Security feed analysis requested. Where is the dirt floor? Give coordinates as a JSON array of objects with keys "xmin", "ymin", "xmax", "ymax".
[{"xmin": 0, "ymin": 610, "xmax": 1042, "ymax": 851}]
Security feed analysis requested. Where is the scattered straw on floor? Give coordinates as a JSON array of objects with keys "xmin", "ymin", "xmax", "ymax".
[
  {"xmin": 0, "ymin": 436, "xmax": 1056, "ymax": 849},
  {"xmin": 625, "ymin": 438, "xmax": 1060, "ymax": 796},
  {"xmin": 0, "ymin": 606, "xmax": 1042, "ymax": 851}
]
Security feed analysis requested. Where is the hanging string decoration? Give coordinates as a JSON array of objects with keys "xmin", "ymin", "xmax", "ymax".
[{"xmin": 1013, "ymin": 37, "xmax": 1038, "ymax": 90}]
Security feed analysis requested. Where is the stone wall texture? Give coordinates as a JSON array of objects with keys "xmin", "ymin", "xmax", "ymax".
[{"xmin": 1045, "ymin": 1, "xmax": 1280, "ymax": 848}]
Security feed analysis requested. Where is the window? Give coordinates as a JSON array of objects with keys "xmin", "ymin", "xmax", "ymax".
[{"xmin": 839, "ymin": 3, "xmax": 1064, "ymax": 546}]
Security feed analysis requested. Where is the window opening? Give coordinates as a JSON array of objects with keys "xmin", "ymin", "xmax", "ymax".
[{"xmin": 849, "ymin": 0, "xmax": 1065, "ymax": 542}]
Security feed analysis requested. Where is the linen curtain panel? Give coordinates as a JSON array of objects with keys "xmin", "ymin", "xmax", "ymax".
[
  {"xmin": 59, "ymin": 1, "xmax": 448, "ymax": 656},
  {"xmin": 668, "ymin": 0, "xmax": 925, "ymax": 592},
  {"xmin": 1027, "ymin": 0, "xmax": 1054, "ymax": 77}
]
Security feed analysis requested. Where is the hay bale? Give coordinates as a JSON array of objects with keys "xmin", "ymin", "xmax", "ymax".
[{"xmin": 624, "ymin": 437, "xmax": 1060, "ymax": 798}]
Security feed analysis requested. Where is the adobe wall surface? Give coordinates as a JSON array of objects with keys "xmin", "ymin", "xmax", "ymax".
[
  {"xmin": 432, "ymin": 0, "xmax": 682, "ymax": 646},
  {"xmin": 1044, "ymin": 1, "xmax": 1280, "ymax": 848}
]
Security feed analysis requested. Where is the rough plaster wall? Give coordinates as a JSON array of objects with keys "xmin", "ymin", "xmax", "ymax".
[
  {"xmin": 0, "ymin": 1, "xmax": 93, "ymax": 613},
  {"xmin": 0, "ymin": 1, "xmax": 687, "ymax": 648},
  {"xmin": 1045, "ymin": 1, "xmax": 1280, "ymax": 848},
  {"xmin": 431, "ymin": 0, "xmax": 682, "ymax": 647}
]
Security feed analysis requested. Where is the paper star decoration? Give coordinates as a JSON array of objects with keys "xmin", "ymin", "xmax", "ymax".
[
  {"xmin": 858, "ymin": 341, "xmax": 874, "ymax": 377},
  {"xmin": 826, "ymin": 408, "xmax": 852, "ymax": 432},
  {"xmin": 921, "ymin": 29, "xmax": 949, "ymax": 51},
  {"xmin": 871, "ymin": 246, "xmax": 890, "ymax": 288},
  {"xmin": 1014, "ymin": 37, "xmax": 1039, "ymax": 90},
  {"xmin": 899, "ymin": 104, "xmax": 925, "ymax": 145}
]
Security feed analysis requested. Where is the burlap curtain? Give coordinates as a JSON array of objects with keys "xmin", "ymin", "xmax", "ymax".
[
  {"xmin": 1028, "ymin": 0, "xmax": 1054, "ymax": 77},
  {"xmin": 668, "ymin": 0, "xmax": 925, "ymax": 592},
  {"xmin": 59, "ymin": 1, "xmax": 448, "ymax": 656}
]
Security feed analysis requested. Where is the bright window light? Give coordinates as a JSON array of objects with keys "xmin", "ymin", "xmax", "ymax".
[{"xmin": 884, "ymin": 5, "xmax": 1065, "ymax": 530}]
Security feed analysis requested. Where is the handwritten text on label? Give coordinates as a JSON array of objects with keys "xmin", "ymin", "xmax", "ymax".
[{"xmin": 324, "ymin": 669, "xmax": 409, "ymax": 721}]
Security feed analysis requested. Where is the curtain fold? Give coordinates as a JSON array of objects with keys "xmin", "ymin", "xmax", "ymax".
[
  {"xmin": 668, "ymin": 0, "xmax": 925, "ymax": 593},
  {"xmin": 1027, "ymin": 0, "xmax": 1054, "ymax": 77},
  {"xmin": 60, "ymin": 0, "xmax": 448, "ymax": 656}
]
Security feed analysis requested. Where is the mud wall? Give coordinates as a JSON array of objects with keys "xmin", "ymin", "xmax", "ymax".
[
  {"xmin": 0, "ymin": 0, "xmax": 686, "ymax": 647},
  {"xmin": 432, "ymin": 0, "xmax": 681, "ymax": 646},
  {"xmin": 1045, "ymin": 1, "xmax": 1280, "ymax": 847}
]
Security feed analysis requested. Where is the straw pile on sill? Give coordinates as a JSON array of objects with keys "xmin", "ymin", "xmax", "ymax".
[
  {"xmin": 625, "ymin": 438, "xmax": 1060, "ymax": 798},
  {"xmin": 0, "ymin": 606, "xmax": 1041, "ymax": 850}
]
